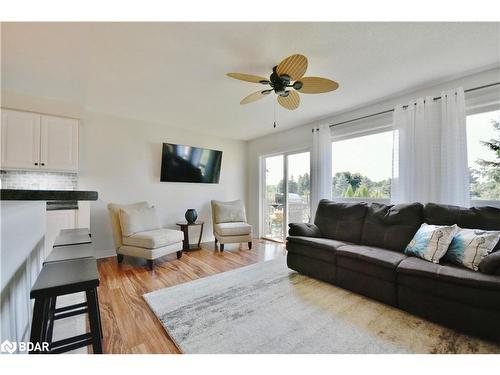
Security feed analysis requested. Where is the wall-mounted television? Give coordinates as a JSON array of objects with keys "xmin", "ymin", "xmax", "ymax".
[{"xmin": 160, "ymin": 143, "xmax": 222, "ymax": 183}]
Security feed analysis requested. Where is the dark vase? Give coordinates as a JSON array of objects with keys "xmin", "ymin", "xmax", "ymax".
[{"xmin": 185, "ymin": 209, "xmax": 198, "ymax": 224}]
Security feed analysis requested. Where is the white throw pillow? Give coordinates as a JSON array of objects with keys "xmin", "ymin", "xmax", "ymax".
[
  {"xmin": 213, "ymin": 200, "xmax": 246, "ymax": 223},
  {"xmin": 444, "ymin": 227, "xmax": 500, "ymax": 271},
  {"xmin": 404, "ymin": 223, "xmax": 458, "ymax": 264},
  {"xmin": 119, "ymin": 206, "xmax": 160, "ymax": 237}
]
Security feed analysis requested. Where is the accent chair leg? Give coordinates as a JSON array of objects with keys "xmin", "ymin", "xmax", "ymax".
[
  {"xmin": 147, "ymin": 259, "xmax": 154, "ymax": 270},
  {"xmin": 176, "ymin": 251, "xmax": 182, "ymax": 259},
  {"xmin": 248, "ymin": 241, "xmax": 252, "ymax": 250},
  {"xmin": 214, "ymin": 239, "xmax": 218, "ymax": 249},
  {"xmin": 220, "ymin": 244, "xmax": 224, "ymax": 252},
  {"xmin": 117, "ymin": 254, "xmax": 124, "ymax": 264}
]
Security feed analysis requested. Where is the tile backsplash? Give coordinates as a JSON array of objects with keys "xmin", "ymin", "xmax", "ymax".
[{"xmin": 0, "ymin": 170, "xmax": 78, "ymax": 190}]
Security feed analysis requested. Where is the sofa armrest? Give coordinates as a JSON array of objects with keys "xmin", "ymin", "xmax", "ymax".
[
  {"xmin": 288, "ymin": 223, "xmax": 322, "ymax": 238},
  {"xmin": 479, "ymin": 251, "xmax": 500, "ymax": 275}
]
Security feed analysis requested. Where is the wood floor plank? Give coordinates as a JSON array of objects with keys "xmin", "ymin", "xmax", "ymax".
[{"xmin": 97, "ymin": 239, "xmax": 286, "ymax": 353}]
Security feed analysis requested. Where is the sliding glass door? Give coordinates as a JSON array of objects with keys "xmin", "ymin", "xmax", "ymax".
[
  {"xmin": 286, "ymin": 152, "xmax": 311, "ymax": 225},
  {"xmin": 263, "ymin": 155, "xmax": 284, "ymax": 241},
  {"xmin": 262, "ymin": 151, "xmax": 310, "ymax": 242}
]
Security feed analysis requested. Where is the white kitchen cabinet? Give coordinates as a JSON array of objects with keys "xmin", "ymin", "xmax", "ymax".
[
  {"xmin": 0, "ymin": 109, "xmax": 79, "ymax": 171},
  {"xmin": 1, "ymin": 109, "xmax": 41, "ymax": 169},
  {"xmin": 40, "ymin": 115, "xmax": 79, "ymax": 171}
]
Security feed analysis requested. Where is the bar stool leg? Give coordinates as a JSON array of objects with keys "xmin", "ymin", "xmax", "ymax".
[
  {"xmin": 45, "ymin": 296, "xmax": 57, "ymax": 344},
  {"xmin": 29, "ymin": 297, "xmax": 48, "ymax": 354},
  {"xmin": 86, "ymin": 288, "xmax": 103, "ymax": 354},
  {"xmin": 95, "ymin": 292, "xmax": 104, "ymax": 339}
]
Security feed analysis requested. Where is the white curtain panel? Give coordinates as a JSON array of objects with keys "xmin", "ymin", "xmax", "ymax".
[
  {"xmin": 391, "ymin": 87, "xmax": 469, "ymax": 207},
  {"xmin": 391, "ymin": 96, "xmax": 440, "ymax": 204},
  {"xmin": 440, "ymin": 88, "xmax": 470, "ymax": 207},
  {"xmin": 311, "ymin": 124, "xmax": 332, "ymax": 220}
]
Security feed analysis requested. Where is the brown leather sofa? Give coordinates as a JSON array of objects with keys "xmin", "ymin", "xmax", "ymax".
[{"xmin": 286, "ymin": 200, "xmax": 500, "ymax": 341}]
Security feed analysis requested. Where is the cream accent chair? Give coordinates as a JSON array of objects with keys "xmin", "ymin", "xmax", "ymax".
[
  {"xmin": 211, "ymin": 200, "xmax": 252, "ymax": 252},
  {"xmin": 108, "ymin": 201, "xmax": 184, "ymax": 270}
]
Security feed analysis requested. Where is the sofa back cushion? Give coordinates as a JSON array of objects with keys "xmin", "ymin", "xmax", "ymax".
[
  {"xmin": 424, "ymin": 203, "xmax": 500, "ymax": 251},
  {"xmin": 361, "ymin": 202, "xmax": 424, "ymax": 252},
  {"xmin": 314, "ymin": 200, "xmax": 368, "ymax": 243}
]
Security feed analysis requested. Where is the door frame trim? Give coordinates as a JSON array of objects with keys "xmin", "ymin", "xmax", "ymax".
[{"xmin": 260, "ymin": 148, "xmax": 311, "ymax": 241}]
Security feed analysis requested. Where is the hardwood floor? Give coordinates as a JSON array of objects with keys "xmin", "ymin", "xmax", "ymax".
[{"xmin": 96, "ymin": 239, "xmax": 286, "ymax": 354}]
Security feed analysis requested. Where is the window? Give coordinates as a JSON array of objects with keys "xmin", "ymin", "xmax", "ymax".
[
  {"xmin": 466, "ymin": 109, "xmax": 500, "ymax": 203},
  {"xmin": 332, "ymin": 130, "xmax": 393, "ymax": 200}
]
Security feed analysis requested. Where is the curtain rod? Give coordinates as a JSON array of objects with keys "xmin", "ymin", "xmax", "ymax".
[{"xmin": 324, "ymin": 81, "xmax": 500, "ymax": 129}]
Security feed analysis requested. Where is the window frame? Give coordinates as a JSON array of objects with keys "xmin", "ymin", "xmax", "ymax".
[{"xmin": 466, "ymin": 101, "xmax": 500, "ymax": 208}]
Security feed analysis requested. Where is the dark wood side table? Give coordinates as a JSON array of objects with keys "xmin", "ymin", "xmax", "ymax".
[{"xmin": 176, "ymin": 221, "xmax": 204, "ymax": 251}]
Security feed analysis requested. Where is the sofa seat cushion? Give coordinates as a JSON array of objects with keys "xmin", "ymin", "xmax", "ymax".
[
  {"xmin": 214, "ymin": 222, "xmax": 252, "ymax": 236},
  {"xmin": 397, "ymin": 257, "xmax": 500, "ymax": 310},
  {"xmin": 336, "ymin": 245, "xmax": 407, "ymax": 282},
  {"xmin": 286, "ymin": 236, "xmax": 349, "ymax": 264},
  {"xmin": 287, "ymin": 236, "xmax": 349, "ymax": 250},
  {"xmin": 397, "ymin": 257, "xmax": 500, "ymax": 291},
  {"xmin": 122, "ymin": 228, "xmax": 183, "ymax": 249},
  {"xmin": 360, "ymin": 202, "xmax": 423, "ymax": 252}
]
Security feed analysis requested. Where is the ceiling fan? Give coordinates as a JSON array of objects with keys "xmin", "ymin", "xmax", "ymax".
[{"xmin": 226, "ymin": 54, "xmax": 339, "ymax": 110}]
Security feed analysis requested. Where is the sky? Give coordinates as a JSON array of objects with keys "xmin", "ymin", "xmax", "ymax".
[
  {"xmin": 265, "ymin": 152, "xmax": 310, "ymax": 185},
  {"xmin": 332, "ymin": 131, "xmax": 393, "ymax": 182},
  {"xmin": 466, "ymin": 109, "xmax": 499, "ymax": 171},
  {"xmin": 264, "ymin": 108, "xmax": 499, "ymax": 186}
]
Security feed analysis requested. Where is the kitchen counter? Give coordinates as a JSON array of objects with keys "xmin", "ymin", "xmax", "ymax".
[
  {"xmin": 1, "ymin": 188, "xmax": 97, "ymax": 292},
  {"xmin": 0, "ymin": 189, "xmax": 98, "ymax": 201}
]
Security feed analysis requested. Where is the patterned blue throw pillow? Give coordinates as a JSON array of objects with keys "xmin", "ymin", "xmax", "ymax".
[
  {"xmin": 444, "ymin": 228, "xmax": 500, "ymax": 271},
  {"xmin": 404, "ymin": 223, "xmax": 458, "ymax": 263}
]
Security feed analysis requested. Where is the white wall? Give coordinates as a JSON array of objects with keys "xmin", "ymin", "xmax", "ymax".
[
  {"xmin": 78, "ymin": 112, "xmax": 247, "ymax": 256},
  {"xmin": 246, "ymin": 67, "xmax": 500, "ymax": 235},
  {"xmin": 1, "ymin": 92, "xmax": 247, "ymax": 257}
]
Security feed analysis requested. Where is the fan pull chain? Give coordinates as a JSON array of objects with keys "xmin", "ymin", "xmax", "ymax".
[{"xmin": 273, "ymin": 99, "xmax": 277, "ymax": 128}]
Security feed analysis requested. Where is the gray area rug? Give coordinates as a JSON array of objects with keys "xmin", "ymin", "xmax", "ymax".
[{"xmin": 144, "ymin": 258, "xmax": 500, "ymax": 354}]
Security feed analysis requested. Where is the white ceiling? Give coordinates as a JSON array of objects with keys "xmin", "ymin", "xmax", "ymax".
[{"xmin": 2, "ymin": 22, "xmax": 499, "ymax": 140}]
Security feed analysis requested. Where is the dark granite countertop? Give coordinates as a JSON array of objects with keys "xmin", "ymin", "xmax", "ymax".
[{"xmin": 0, "ymin": 189, "xmax": 98, "ymax": 201}]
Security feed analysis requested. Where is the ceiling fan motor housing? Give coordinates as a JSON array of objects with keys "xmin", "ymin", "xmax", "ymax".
[{"xmin": 270, "ymin": 66, "xmax": 292, "ymax": 95}]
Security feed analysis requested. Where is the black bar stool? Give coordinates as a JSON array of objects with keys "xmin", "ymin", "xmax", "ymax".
[
  {"xmin": 29, "ymin": 257, "xmax": 103, "ymax": 354},
  {"xmin": 53, "ymin": 228, "xmax": 92, "ymax": 247}
]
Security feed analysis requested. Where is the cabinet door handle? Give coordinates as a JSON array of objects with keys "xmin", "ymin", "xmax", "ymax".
[
  {"xmin": 41, "ymin": 163, "xmax": 45, "ymax": 166},
  {"xmin": 34, "ymin": 162, "xmax": 38, "ymax": 166}
]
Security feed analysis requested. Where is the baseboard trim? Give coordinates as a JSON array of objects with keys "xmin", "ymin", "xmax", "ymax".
[{"xmin": 95, "ymin": 249, "xmax": 117, "ymax": 259}]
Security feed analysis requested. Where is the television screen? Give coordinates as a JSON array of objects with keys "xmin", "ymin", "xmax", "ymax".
[{"xmin": 160, "ymin": 143, "xmax": 222, "ymax": 183}]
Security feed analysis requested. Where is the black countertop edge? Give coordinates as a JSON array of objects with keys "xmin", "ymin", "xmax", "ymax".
[
  {"xmin": 0, "ymin": 189, "xmax": 98, "ymax": 201},
  {"xmin": 46, "ymin": 205, "xmax": 79, "ymax": 211}
]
